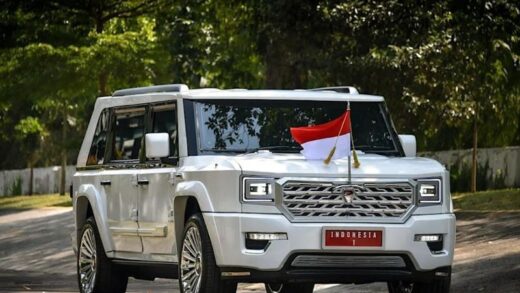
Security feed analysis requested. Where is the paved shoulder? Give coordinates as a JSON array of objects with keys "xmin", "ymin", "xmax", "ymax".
[{"xmin": 0, "ymin": 207, "xmax": 72, "ymax": 224}]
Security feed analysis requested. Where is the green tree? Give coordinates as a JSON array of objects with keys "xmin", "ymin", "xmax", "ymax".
[
  {"xmin": 0, "ymin": 0, "xmax": 171, "ymax": 195},
  {"xmin": 14, "ymin": 117, "xmax": 48, "ymax": 195}
]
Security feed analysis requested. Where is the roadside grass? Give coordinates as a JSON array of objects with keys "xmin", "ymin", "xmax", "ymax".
[
  {"xmin": 0, "ymin": 193, "xmax": 71, "ymax": 212},
  {"xmin": 0, "ymin": 189, "xmax": 518, "ymax": 213},
  {"xmin": 453, "ymin": 188, "xmax": 520, "ymax": 211}
]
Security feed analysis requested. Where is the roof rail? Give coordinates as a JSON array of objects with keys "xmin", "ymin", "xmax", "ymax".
[
  {"xmin": 310, "ymin": 86, "xmax": 359, "ymax": 94},
  {"xmin": 112, "ymin": 84, "xmax": 189, "ymax": 97}
]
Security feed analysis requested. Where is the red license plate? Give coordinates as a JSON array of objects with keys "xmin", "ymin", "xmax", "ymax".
[{"xmin": 324, "ymin": 230, "xmax": 383, "ymax": 247}]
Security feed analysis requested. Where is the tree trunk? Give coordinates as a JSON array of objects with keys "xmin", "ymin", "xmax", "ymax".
[
  {"xmin": 471, "ymin": 106, "xmax": 478, "ymax": 192},
  {"xmin": 28, "ymin": 162, "xmax": 34, "ymax": 196},
  {"xmin": 60, "ymin": 151, "xmax": 66, "ymax": 196},
  {"xmin": 60, "ymin": 110, "xmax": 67, "ymax": 196},
  {"xmin": 94, "ymin": 17, "xmax": 110, "ymax": 96},
  {"xmin": 98, "ymin": 71, "xmax": 109, "ymax": 96},
  {"xmin": 264, "ymin": 45, "xmax": 282, "ymax": 89}
]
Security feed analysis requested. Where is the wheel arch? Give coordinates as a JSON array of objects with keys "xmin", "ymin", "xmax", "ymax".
[
  {"xmin": 174, "ymin": 179, "xmax": 236, "ymax": 266},
  {"xmin": 173, "ymin": 196, "xmax": 201, "ymax": 254}
]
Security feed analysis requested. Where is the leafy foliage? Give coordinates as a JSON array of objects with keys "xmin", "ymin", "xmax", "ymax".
[{"xmin": 0, "ymin": 0, "xmax": 519, "ymax": 174}]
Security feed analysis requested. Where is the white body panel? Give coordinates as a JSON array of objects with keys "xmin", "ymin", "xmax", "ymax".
[
  {"xmin": 137, "ymin": 168, "xmax": 177, "ymax": 256},
  {"xmin": 203, "ymin": 212, "xmax": 455, "ymax": 271}
]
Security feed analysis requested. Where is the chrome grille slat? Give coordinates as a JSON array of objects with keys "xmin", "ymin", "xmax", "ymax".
[
  {"xmin": 291, "ymin": 255, "xmax": 406, "ymax": 268},
  {"xmin": 284, "ymin": 199, "xmax": 411, "ymax": 205},
  {"xmin": 281, "ymin": 181, "xmax": 414, "ymax": 220},
  {"xmin": 287, "ymin": 208, "xmax": 408, "ymax": 214}
]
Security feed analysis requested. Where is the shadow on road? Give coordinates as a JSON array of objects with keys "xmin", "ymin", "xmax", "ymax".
[{"xmin": 0, "ymin": 209, "xmax": 519, "ymax": 292}]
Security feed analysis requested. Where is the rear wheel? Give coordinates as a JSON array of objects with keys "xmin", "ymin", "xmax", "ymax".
[
  {"xmin": 265, "ymin": 283, "xmax": 315, "ymax": 293},
  {"xmin": 179, "ymin": 213, "xmax": 237, "ymax": 293},
  {"xmin": 77, "ymin": 217, "xmax": 128, "ymax": 293}
]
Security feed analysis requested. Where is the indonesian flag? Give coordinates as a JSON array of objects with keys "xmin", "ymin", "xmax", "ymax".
[{"xmin": 290, "ymin": 110, "xmax": 351, "ymax": 160}]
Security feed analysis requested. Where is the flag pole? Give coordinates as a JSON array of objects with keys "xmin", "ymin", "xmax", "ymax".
[
  {"xmin": 323, "ymin": 103, "xmax": 350, "ymax": 165},
  {"xmin": 350, "ymin": 107, "xmax": 360, "ymax": 169},
  {"xmin": 347, "ymin": 102, "xmax": 352, "ymax": 184}
]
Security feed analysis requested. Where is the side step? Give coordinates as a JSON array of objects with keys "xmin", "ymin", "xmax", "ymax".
[{"xmin": 112, "ymin": 259, "xmax": 178, "ymax": 280}]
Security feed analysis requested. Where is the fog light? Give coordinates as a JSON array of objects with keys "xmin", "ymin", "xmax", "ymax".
[
  {"xmin": 245, "ymin": 232, "xmax": 288, "ymax": 241},
  {"xmin": 414, "ymin": 234, "xmax": 443, "ymax": 242}
]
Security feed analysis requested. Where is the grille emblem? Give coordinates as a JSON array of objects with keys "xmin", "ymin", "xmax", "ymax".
[
  {"xmin": 344, "ymin": 193, "xmax": 353, "ymax": 203},
  {"xmin": 334, "ymin": 185, "xmax": 357, "ymax": 203}
]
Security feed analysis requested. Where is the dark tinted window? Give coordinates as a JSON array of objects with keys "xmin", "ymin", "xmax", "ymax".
[
  {"xmin": 110, "ymin": 107, "xmax": 146, "ymax": 161},
  {"xmin": 152, "ymin": 103, "xmax": 178, "ymax": 158},
  {"xmin": 87, "ymin": 109, "xmax": 109, "ymax": 165},
  {"xmin": 194, "ymin": 100, "xmax": 400, "ymax": 156},
  {"xmin": 350, "ymin": 103, "xmax": 396, "ymax": 151}
]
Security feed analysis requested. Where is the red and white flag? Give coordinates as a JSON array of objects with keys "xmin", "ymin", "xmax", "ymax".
[{"xmin": 290, "ymin": 110, "xmax": 351, "ymax": 160}]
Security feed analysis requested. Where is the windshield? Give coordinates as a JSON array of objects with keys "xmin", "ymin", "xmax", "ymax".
[{"xmin": 192, "ymin": 99, "xmax": 402, "ymax": 156}]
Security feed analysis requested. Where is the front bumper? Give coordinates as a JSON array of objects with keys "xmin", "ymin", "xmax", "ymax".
[{"xmin": 203, "ymin": 213, "xmax": 455, "ymax": 274}]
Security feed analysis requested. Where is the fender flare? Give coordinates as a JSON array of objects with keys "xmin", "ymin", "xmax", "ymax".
[
  {"xmin": 172, "ymin": 181, "xmax": 215, "ymax": 255},
  {"xmin": 74, "ymin": 184, "xmax": 114, "ymax": 253}
]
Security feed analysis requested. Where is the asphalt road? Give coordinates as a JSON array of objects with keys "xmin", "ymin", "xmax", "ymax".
[{"xmin": 0, "ymin": 208, "xmax": 518, "ymax": 293}]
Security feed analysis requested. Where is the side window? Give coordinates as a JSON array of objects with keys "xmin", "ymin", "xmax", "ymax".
[
  {"xmin": 110, "ymin": 107, "xmax": 146, "ymax": 161},
  {"xmin": 87, "ymin": 109, "xmax": 109, "ymax": 165},
  {"xmin": 152, "ymin": 103, "xmax": 178, "ymax": 159}
]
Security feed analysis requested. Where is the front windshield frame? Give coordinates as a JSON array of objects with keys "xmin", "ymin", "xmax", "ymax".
[{"xmin": 183, "ymin": 99, "xmax": 404, "ymax": 157}]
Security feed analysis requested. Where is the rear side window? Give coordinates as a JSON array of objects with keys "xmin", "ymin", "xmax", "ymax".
[
  {"xmin": 110, "ymin": 107, "xmax": 146, "ymax": 161},
  {"xmin": 151, "ymin": 103, "xmax": 178, "ymax": 159},
  {"xmin": 87, "ymin": 109, "xmax": 109, "ymax": 165}
]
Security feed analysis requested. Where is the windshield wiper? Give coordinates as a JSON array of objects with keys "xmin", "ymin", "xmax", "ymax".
[
  {"xmin": 205, "ymin": 148, "xmax": 249, "ymax": 153},
  {"xmin": 355, "ymin": 145, "xmax": 395, "ymax": 151},
  {"xmin": 205, "ymin": 146, "xmax": 302, "ymax": 154},
  {"xmin": 256, "ymin": 146, "xmax": 302, "ymax": 153}
]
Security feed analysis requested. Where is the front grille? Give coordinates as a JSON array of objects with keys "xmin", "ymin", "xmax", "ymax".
[
  {"xmin": 281, "ymin": 181, "xmax": 414, "ymax": 221},
  {"xmin": 291, "ymin": 255, "xmax": 406, "ymax": 268}
]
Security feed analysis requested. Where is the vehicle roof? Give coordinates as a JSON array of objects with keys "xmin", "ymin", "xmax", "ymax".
[
  {"xmin": 99, "ymin": 87, "xmax": 384, "ymax": 105},
  {"xmin": 185, "ymin": 89, "xmax": 384, "ymax": 102}
]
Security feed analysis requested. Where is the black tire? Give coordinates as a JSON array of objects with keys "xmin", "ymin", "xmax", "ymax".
[
  {"xmin": 77, "ymin": 217, "xmax": 128, "ymax": 293},
  {"xmin": 178, "ymin": 213, "xmax": 237, "ymax": 293},
  {"xmin": 388, "ymin": 270, "xmax": 451, "ymax": 293},
  {"xmin": 265, "ymin": 283, "xmax": 315, "ymax": 293}
]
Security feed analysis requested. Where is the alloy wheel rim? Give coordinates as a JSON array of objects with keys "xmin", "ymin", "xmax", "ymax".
[
  {"xmin": 181, "ymin": 226, "xmax": 203, "ymax": 293},
  {"xmin": 78, "ymin": 227, "xmax": 97, "ymax": 293}
]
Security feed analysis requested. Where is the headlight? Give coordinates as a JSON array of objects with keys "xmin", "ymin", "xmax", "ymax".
[
  {"xmin": 243, "ymin": 177, "xmax": 275, "ymax": 202},
  {"xmin": 417, "ymin": 179, "xmax": 441, "ymax": 204}
]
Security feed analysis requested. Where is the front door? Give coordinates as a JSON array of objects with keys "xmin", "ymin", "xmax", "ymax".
[
  {"xmin": 105, "ymin": 106, "xmax": 147, "ymax": 253},
  {"xmin": 105, "ymin": 170, "xmax": 141, "ymax": 252},
  {"xmin": 138, "ymin": 102, "xmax": 179, "ymax": 259}
]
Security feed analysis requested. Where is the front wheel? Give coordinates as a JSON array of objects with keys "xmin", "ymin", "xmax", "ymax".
[
  {"xmin": 388, "ymin": 270, "xmax": 451, "ymax": 293},
  {"xmin": 77, "ymin": 217, "xmax": 128, "ymax": 293},
  {"xmin": 265, "ymin": 283, "xmax": 315, "ymax": 293},
  {"xmin": 179, "ymin": 213, "xmax": 237, "ymax": 293}
]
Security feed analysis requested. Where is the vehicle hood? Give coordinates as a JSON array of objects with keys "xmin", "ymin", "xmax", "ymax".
[{"xmin": 183, "ymin": 152, "xmax": 446, "ymax": 178}]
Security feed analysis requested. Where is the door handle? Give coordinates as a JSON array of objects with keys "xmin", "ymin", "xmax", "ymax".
[
  {"xmin": 137, "ymin": 179, "xmax": 149, "ymax": 185},
  {"xmin": 100, "ymin": 180, "xmax": 111, "ymax": 186}
]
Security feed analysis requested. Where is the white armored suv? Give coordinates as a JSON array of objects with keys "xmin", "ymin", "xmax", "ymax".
[{"xmin": 72, "ymin": 84, "xmax": 455, "ymax": 293}]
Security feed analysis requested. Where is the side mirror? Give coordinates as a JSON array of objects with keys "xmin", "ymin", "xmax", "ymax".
[
  {"xmin": 399, "ymin": 134, "xmax": 416, "ymax": 157},
  {"xmin": 145, "ymin": 133, "xmax": 170, "ymax": 159}
]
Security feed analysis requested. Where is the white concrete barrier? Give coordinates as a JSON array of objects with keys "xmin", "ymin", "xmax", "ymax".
[
  {"xmin": 0, "ymin": 146, "xmax": 518, "ymax": 196},
  {"xmin": 0, "ymin": 166, "xmax": 75, "ymax": 196},
  {"xmin": 419, "ymin": 146, "xmax": 520, "ymax": 189}
]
